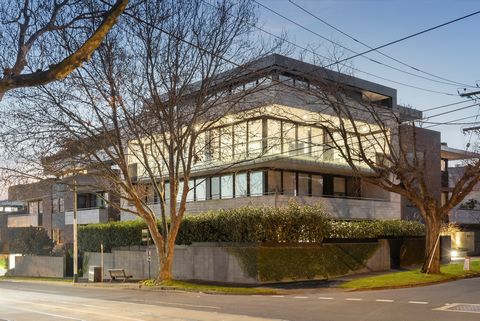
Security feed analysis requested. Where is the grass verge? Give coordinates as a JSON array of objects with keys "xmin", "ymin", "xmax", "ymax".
[
  {"xmin": 0, "ymin": 276, "xmax": 72, "ymax": 283},
  {"xmin": 141, "ymin": 279, "xmax": 277, "ymax": 295},
  {"xmin": 340, "ymin": 261, "xmax": 480, "ymax": 290}
]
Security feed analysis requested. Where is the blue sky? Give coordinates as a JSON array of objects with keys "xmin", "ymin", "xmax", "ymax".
[{"xmin": 257, "ymin": 0, "xmax": 480, "ymax": 149}]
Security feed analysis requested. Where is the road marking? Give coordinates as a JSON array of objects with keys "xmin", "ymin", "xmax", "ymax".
[
  {"xmin": 123, "ymin": 299, "xmax": 221, "ymax": 310},
  {"xmin": 408, "ymin": 301, "xmax": 428, "ymax": 305},
  {"xmin": 2, "ymin": 305, "xmax": 85, "ymax": 321},
  {"xmin": 294, "ymin": 296, "xmax": 309, "ymax": 299},
  {"xmin": 376, "ymin": 299, "xmax": 394, "ymax": 303},
  {"xmin": 346, "ymin": 298, "xmax": 362, "ymax": 301},
  {"xmin": 318, "ymin": 297, "xmax": 334, "ymax": 300},
  {"xmin": 271, "ymin": 295, "xmax": 285, "ymax": 298}
]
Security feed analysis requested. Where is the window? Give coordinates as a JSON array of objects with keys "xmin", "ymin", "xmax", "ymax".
[
  {"xmin": 267, "ymin": 170, "xmax": 282, "ymax": 194},
  {"xmin": 323, "ymin": 131, "xmax": 334, "ymax": 161},
  {"xmin": 346, "ymin": 177, "xmax": 361, "ymax": 197},
  {"xmin": 28, "ymin": 200, "xmax": 39, "ymax": 215},
  {"xmin": 177, "ymin": 181, "xmax": 184, "ymax": 203},
  {"xmin": 311, "ymin": 127, "xmax": 323, "ymax": 158},
  {"xmin": 248, "ymin": 119, "xmax": 263, "ymax": 157},
  {"xmin": 235, "ymin": 173, "xmax": 248, "ymax": 197},
  {"xmin": 283, "ymin": 171, "xmax": 296, "ymax": 196},
  {"xmin": 298, "ymin": 173, "xmax": 310, "ymax": 196},
  {"xmin": 210, "ymin": 176, "xmax": 220, "ymax": 200},
  {"xmin": 194, "ymin": 132, "xmax": 207, "ymax": 164},
  {"xmin": 187, "ymin": 180, "xmax": 195, "ymax": 202},
  {"xmin": 207, "ymin": 129, "xmax": 220, "ymax": 161},
  {"xmin": 220, "ymin": 126, "xmax": 233, "ymax": 162},
  {"xmin": 266, "ymin": 119, "xmax": 282, "ymax": 155},
  {"xmin": 297, "ymin": 126, "xmax": 311, "ymax": 155},
  {"xmin": 333, "ymin": 177, "xmax": 346, "ymax": 196},
  {"xmin": 78, "ymin": 193, "xmax": 100, "ymax": 209},
  {"xmin": 234, "ymin": 122, "xmax": 247, "ymax": 160},
  {"xmin": 164, "ymin": 182, "xmax": 170, "ymax": 201},
  {"xmin": 283, "ymin": 122, "xmax": 296, "ymax": 155},
  {"xmin": 250, "ymin": 171, "xmax": 264, "ymax": 196},
  {"xmin": 221, "ymin": 175, "xmax": 234, "ymax": 199},
  {"xmin": 441, "ymin": 158, "xmax": 448, "ymax": 172},
  {"xmin": 312, "ymin": 175, "xmax": 323, "ymax": 196},
  {"xmin": 195, "ymin": 178, "xmax": 207, "ymax": 201}
]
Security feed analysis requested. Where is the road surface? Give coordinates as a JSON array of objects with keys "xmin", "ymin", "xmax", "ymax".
[{"xmin": 0, "ymin": 278, "xmax": 480, "ymax": 320}]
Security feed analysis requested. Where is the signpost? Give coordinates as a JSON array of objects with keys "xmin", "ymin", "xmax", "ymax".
[{"xmin": 142, "ymin": 229, "xmax": 152, "ymax": 279}]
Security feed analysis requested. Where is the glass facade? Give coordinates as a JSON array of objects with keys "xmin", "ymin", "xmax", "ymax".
[{"xmin": 131, "ymin": 169, "xmax": 363, "ymax": 206}]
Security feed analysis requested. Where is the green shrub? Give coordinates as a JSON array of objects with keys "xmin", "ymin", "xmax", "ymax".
[
  {"xmin": 329, "ymin": 220, "xmax": 424, "ymax": 239},
  {"xmin": 79, "ymin": 202, "xmax": 425, "ymax": 252},
  {"xmin": 9, "ymin": 227, "xmax": 54, "ymax": 255}
]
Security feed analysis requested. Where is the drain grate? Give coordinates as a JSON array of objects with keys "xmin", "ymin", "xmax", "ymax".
[{"xmin": 436, "ymin": 303, "xmax": 480, "ymax": 314}]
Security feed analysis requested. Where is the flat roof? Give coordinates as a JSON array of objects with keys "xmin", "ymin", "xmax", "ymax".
[{"xmin": 441, "ymin": 145, "xmax": 478, "ymax": 160}]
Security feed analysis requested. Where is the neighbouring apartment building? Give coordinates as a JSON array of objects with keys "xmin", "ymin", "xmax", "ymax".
[{"xmin": 2, "ymin": 54, "xmax": 476, "ymax": 250}]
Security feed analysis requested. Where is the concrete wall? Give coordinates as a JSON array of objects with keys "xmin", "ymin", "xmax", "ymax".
[
  {"xmin": 122, "ymin": 194, "xmax": 401, "ymax": 221},
  {"xmin": 10, "ymin": 255, "xmax": 64, "ymax": 278},
  {"xmin": 85, "ymin": 241, "xmax": 390, "ymax": 284}
]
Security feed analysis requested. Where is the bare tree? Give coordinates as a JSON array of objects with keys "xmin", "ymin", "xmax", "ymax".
[
  {"xmin": 1, "ymin": 0, "xmax": 278, "ymax": 282},
  {"xmin": 292, "ymin": 74, "xmax": 480, "ymax": 274},
  {"xmin": 0, "ymin": 0, "xmax": 128, "ymax": 100}
]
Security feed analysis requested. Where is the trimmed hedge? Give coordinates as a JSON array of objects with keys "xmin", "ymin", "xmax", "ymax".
[
  {"xmin": 79, "ymin": 203, "xmax": 425, "ymax": 252},
  {"xmin": 228, "ymin": 243, "xmax": 380, "ymax": 281}
]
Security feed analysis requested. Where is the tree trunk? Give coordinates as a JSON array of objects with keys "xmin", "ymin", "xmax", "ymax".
[{"xmin": 421, "ymin": 212, "xmax": 442, "ymax": 274}]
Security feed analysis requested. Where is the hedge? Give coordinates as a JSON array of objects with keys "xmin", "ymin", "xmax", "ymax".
[
  {"xmin": 228, "ymin": 243, "xmax": 380, "ymax": 281},
  {"xmin": 78, "ymin": 203, "xmax": 425, "ymax": 252}
]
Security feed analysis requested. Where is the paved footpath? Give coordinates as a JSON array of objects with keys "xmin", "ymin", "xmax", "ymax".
[{"xmin": 1, "ymin": 278, "xmax": 480, "ymax": 320}]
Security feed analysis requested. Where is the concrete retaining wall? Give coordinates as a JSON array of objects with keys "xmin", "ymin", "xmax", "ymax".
[
  {"xmin": 85, "ymin": 240, "xmax": 390, "ymax": 284},
  {"xmin": 11, "ymin": 255, "xmax": 65, "ymax": 278}
]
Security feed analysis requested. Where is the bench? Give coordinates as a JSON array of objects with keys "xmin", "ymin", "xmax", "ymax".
[{"xmin": 108, "ymin": 269, "xmax": 133, "ymax": 282}]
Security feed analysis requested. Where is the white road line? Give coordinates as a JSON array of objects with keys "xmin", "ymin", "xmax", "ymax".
[
  {"xmin": 376, "ymin": 299, "xmax": 394, "ymax": 303},
  {"xmin": 346, "ymin": 298, "xmax": 362, "ymax": 301},
  {"xmin": 408, "ymin": 301, "xmax": 428, "ymax": 305},
  {"xmin": 2, "ymin": 305, "xmax": 85, "ymax": 321},
  {"xmin": 294, "ymin": 296, "xmax": 309, "ymax": 299},
  {"xmin": 271, "ymin": 295, "xmax": 285, "ymax": 298},
  {"xmin": 318, "ymin": 297, "xmax": 334, "ymax": 300}
]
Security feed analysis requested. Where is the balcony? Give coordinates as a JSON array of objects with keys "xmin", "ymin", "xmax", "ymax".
[
  {"xmin": 65, "ymin": 207, "xmax": 108, "ymax": 225},
  {"xmin": 121, "ymin": 193, "xmax": 401, "ymax": 221},
  {"xmin": 7, "ymin": 214, "xmax": 40, "ymax": 227},
  {"xmin": 449, "ymin": 209, "xmax": 480, "ymax": 225}
]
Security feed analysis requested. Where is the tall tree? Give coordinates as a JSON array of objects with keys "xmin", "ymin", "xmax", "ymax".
[
  {"xmin": 0, "ymin": 0, "xmax": 128, "ymax": 100},
  {"xmin": 1, "ymin": 0, "xmax": 277, "ymax": 281},
  {"xmin": 293, "ymin": 74, "xmax": 480, "ymax": 274}
]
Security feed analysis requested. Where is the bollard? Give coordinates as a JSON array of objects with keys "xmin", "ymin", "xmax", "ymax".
[{"xmin": 464, "ymin": 256, "xmax": 471, "ymax": 271}]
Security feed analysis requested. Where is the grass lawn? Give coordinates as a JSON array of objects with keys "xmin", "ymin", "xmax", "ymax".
[
  {"xmin": 141, "ymin": 279, "xmax": 278, "ymax": 295},
  {"xmin": 340, "ymin": 260, "xmax": 480, "ymax": 290}
]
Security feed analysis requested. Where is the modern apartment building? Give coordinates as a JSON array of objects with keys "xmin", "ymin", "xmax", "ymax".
[{"xmin": 121, "ymin": 54, "xmax": 430, "ymax": 222}]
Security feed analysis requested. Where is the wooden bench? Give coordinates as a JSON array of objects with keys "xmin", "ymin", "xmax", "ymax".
[{"xmin": 108, "ymin": 269, "xmax": 133, "ymax": 282}]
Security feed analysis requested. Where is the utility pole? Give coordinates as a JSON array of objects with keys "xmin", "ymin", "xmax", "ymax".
[
  {"xmin": 73, "ymin": 174, "xmax": 78, "ymax": 283},
  {"xmin": 458, "ymin": 86, "xmax": 480, "ymax": 134}
]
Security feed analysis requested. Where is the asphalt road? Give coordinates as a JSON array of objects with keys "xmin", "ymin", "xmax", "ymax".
[{"xmin": 0, "ymin": 278, "xmax": 480, "ymax": 321}]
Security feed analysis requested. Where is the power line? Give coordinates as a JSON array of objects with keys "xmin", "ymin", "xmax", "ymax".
[
  {"xmin": 324, "ymin": 8, "xmax": 480, "ymax": 68},
  {"xmin": 287, "ymin": 0, "xmax": 475, "ymax": 89},
  {"xmin": 253, "ymin": 0, "xmax": 460, "ymax": 96}
]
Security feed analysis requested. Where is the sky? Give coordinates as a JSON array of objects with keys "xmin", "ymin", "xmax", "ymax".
[{"xmin": 256, "ymin": 0, "xmax": 480, "ymax": 150}]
